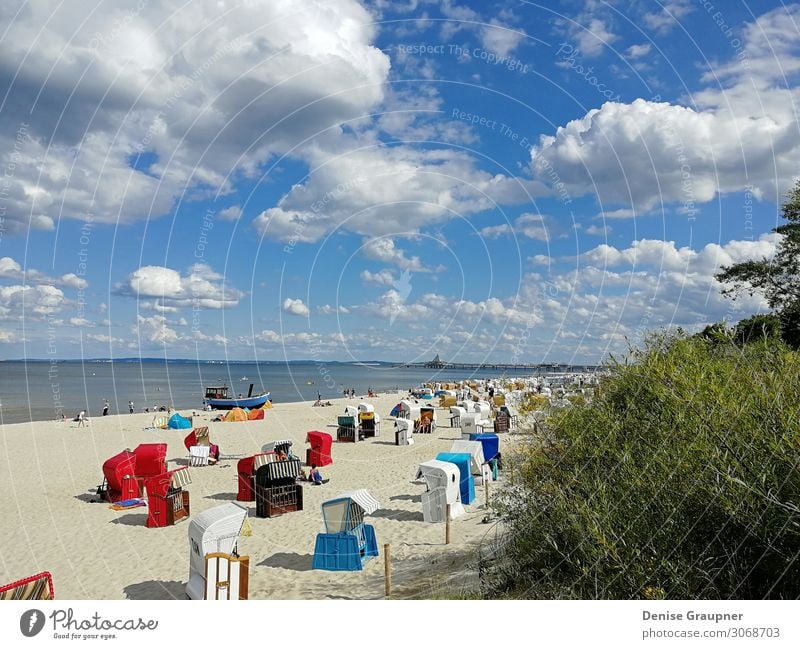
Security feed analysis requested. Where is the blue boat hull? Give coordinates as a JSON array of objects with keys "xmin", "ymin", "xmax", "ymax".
[{"xmin": 206, "ymin": 393, "xmax": 270, "ymax": 410}]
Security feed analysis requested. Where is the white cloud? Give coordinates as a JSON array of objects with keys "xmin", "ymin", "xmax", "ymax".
[
  {"xmin": 86, "ymin": 333, "xmax": 130, "ymax": 346},
  {"xmin": 480, "ymin": 19, "xmax": 525, "ymax": 57},
  {"xmin": 362, "ymin": 238, "xmax": 442, "ymax": 272},
  {"xmin": 0, "ymin": 0, "xmax": 390, "ymax": 233},
  {"xmin": 68, "ymin": 317, "xmax": 94, "ymax": 327},
  {"xmin": 626, "ymin": 43, "xmax": 652, "ymax": 58},
  {"xmin": 119, "ymin": 263, "xmax": 244, "ymax": 310},
  {"xmin": 702, "ymin": 5, "xmax": 800, "ymax": 86},
  {"xmin": 0, "ymin": 257, "xmax": 88, "ymax": 289},
  {"xmin": 574, "ymin": 19, "xmax": 617, "ymax": 57},
  {"xmin": 253, "ymin": 136, "xmax": 546, "ymax": 243},
  {"xmin": 643, "ymin": 1, "xmax": 695, "ymax": 34},
  {"xmin": 596, "ymin": 208, "xmax": 638, "ymax": 219},
  {"xmin": 531, "ymin": 96, "xmax": 800, "ymax": 211},
  {"xmin": 0, "ymin": 284, "xmax": 66, "ymax": 319},
  {"xmin": 479, "ymin": 213, "xmax": 566, "ymax": 242},
  {"xmin": 218, "ymin": 206, "xmax": 242, "ymax": 221},
  {"xmin": 360, "ymin": 269, "xmax": 396, "ymax": 286},
  {"xmin": 478, "ymin": 224, "xmax": 513, "ymax": 239},
  {"xmin": 535, "ymin": 6, "xmax": 800, "ymax": 212},
  {"xmin": 581, "ymin": 233, "xmax": 780, "ymax": 279},
  {"xmin": 133, "ymin": 315, "xmax": 179, "ymax": 345},
  {"xmin": 0, "ymin": 329, "xmax": 18, "ymax": 343},
  {"xmin": 318, "ymin": 304, "xmax": 350, "ymax": 315},
  {"xmin": 585, "ymin": 224, "xmax": 612, "ymax": 236},
  {"xmin": 282, "ymin": 298, "xmax": 310, "ymax": 317}
]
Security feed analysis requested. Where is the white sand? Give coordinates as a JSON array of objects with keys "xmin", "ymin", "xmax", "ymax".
[{"xmin": 0, "ymin": 394, "xmax": 506, "ymax": 599}]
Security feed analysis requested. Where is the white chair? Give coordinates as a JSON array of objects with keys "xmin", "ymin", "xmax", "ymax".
[{"xmin": 190, "ymin": 445, "xmax": 210, "ymax": 467}]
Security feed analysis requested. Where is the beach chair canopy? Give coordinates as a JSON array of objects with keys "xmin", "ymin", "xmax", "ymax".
[
  {"xmin": 102, "ymin": 450, "xmax": 137, "ymax": 490},
  {"xmin": 449, "ymin": 440, "xmax": 485, "ymax": 474},
  {"xmin": 256, "ymin": 458, "xmax": 301, "ymax": 484},
  {"xmin": 420, "ymin": 406, "xmax": 436, "ymax": 421},
  {"xmin": 305, "ymin": 431, "xmax": 333, "ymax": 467},
  {"xmin": 395, "ymin": 418, "xmax": 411, "ymax": 433},
  {"xmin": 436, "ymin": 452, "xmax": 476, "ymax": 505},
  {"xmin": 144, "ymin": 467, "xmax": 192, "ymax": 499},
  {"xmin": 450, "ymin": 406, "xmax": 466, "ymax": 417},
  {"xmin": 253, "ymin": 452, "xmax": 276, "ymax": 471},
  {"xmin": 184, "ymin": 427, "xmax": 210, "ymax": 451},
  {"xmin": 133, "ymin": 443, "xmax": 167, "ymax": 478},
  {"xmin": 469, "ymin": 433, "xmax": 500, "ymax": 461},
  {"xmin": 321, "ymin": 490, "xmax": 380, "ymax": 534},
  {"xmin": 358, "ymin": 402, "xmax": 374, "ymax": 414},
  {"xmin": 416, "ymin": 459, "xmax": 460, "ymax": 499},
  {"xmin": 0, "ymin": 572, "xmax": 55, "ymax": 601},
  {"xmin": 186, "ymin": 503, "xmax": 248, "ymax": 599},
  {"xmin": 225, "ymin": 408, "xmax": 248, "ymax": 422},
  {"xmin": 475, "ymin": 401, "xmax": 492, "ymax": 417},
  {"xmin": 306, "ymin": 431, "xmax": 332, "ymax": 447},
  {"xmin": 500, "ymin": 405, "xmax": 518, "ymax": 418},
  {"xmin": 168, "ymin": 413, "xmax": 192, "ymax": 429},
  {"xmin": 342, "ymin": 405, "xmax": 357, "ymax": 418},
  {"xmin": 389, "ymin": 403, "xmax": 402, "ymax": 417},
  {"xmin": 261, "ymin": 440, "xmax": 293, "ymax": 455},
  {"xmin": 247, "ymin": 408, "xmax": 265, "ymax": 420}
]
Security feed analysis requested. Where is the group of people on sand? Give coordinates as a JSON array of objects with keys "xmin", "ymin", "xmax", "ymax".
[
  {"xmin": 271, "ymin": 446, "xmax": 326, "ymax": 485},
  {"xmin": 299, "ymin": 464, "xmax": 326, "ymax": 485}
]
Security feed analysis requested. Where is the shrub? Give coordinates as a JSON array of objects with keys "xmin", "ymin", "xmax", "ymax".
[{"xmin": 483, "ymin": 333, "xmax": 800, "ymax": 599}]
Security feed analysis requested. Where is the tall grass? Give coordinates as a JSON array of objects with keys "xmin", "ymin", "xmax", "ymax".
[{"xmin": 483, "ymin": 333, "xmax": 800, "ymax": 599}]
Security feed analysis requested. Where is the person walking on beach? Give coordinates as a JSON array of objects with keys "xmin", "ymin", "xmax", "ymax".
[
  {"xmin": 102, "ymin": 400, "xmax": 109, "ymax": 416},
  {"xmin": 128, "ymin": 400, "xmax": 134, "ymax": 414},
  {"xmin": 77, "ymin": 410, "xmax": 86, "ymax": 427}
]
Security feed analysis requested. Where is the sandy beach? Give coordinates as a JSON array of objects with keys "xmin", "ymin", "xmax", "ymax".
[{"xmin": 0, "ymin": 393, "xmax": 506, "ymax": 599}]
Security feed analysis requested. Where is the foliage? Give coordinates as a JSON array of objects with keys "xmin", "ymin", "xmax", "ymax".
[
  {"xmin": 482, "ymin": 333, "xmax": 800, "ymax": 599},
  {"xmin": 716, "ymin": 181, "xmax": 800, "ymax": 347},
  {"xmin": 733, "ymin": 313, "xmax": 782, "ymax": 345}
]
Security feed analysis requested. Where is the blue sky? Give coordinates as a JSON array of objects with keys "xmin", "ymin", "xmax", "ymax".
[{"xmin": 0, "ymin": 0, "xmax": 796, "ymax": 362}]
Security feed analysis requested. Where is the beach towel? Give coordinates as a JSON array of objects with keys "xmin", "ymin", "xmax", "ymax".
[{"xmin": 109, "ymin": 499, "xmax": 146, "ymax": 510}]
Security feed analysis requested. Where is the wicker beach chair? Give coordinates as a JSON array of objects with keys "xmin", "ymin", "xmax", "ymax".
[{"xmin": 0, "ymin": 572, "xmax": 55, "ymax": 600}]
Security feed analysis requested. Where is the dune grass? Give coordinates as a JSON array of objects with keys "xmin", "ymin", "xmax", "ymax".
[{"xmin": 481, "ymin": 333, "xmax": 800, "ymax": 599}]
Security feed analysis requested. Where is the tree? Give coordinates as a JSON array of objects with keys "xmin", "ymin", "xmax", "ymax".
[{"xmin": 715, "ymin": 181, "xmax": 800, "ymax": 345}]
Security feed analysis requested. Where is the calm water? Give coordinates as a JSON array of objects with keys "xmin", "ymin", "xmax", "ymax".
[{"xmin": 0, "ymin": 360, "xmax": 574, "ymax": 425}]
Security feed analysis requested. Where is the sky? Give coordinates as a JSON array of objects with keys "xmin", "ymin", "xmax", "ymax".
[{"xmin": 0, "ymin": 0, "xmax": 796, "ymax": 363}]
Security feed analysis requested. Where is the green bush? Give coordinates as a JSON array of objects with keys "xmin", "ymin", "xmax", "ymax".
[{"xmin": 483, "ymin": 333, "xmax": 800, "ymax": 599}]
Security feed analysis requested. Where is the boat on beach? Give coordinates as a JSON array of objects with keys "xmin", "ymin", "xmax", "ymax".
[{"xmin": 204, "ymin": 383, "xmax": 270, "ymax": 410}]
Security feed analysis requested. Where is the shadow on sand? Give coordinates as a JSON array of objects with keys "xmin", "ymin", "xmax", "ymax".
[
  {"xmin": 205, "ymin": 492, "xmax": 238, "ymax": 501},
  {"xmin": 372, "ymin": 508, "xmax": 424, "ymax": 522},
  {"xmin": 124, "ymin": 580, "xmax": 186, "ymax": 600},
  {"xmin": 259, "ymin": 552, "xmax": 314, "ymax": 572},
  {"xmin": 389, "ymin": 494, "xmax": 421, "ymax": 503},
  {"xmin": 110, "ymin": 512, "xmax": 148, "ymax": 526}
]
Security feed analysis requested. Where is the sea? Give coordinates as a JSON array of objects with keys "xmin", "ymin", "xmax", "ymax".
[{"xmin": 0, "ymin": 359, "xmax": 593, "ymax": 425}]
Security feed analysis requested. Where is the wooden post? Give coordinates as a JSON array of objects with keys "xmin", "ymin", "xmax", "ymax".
[
  {"xmin": 445, "ymin": 505, "xmax": 451, "ymax": 544},
  {"xmin": 384, "ymin": 544, "xmax": 391, "ymax": 597},
  {"xmin": 484, "ymin": 476, "xmax": 490, "ymax": 509}
]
